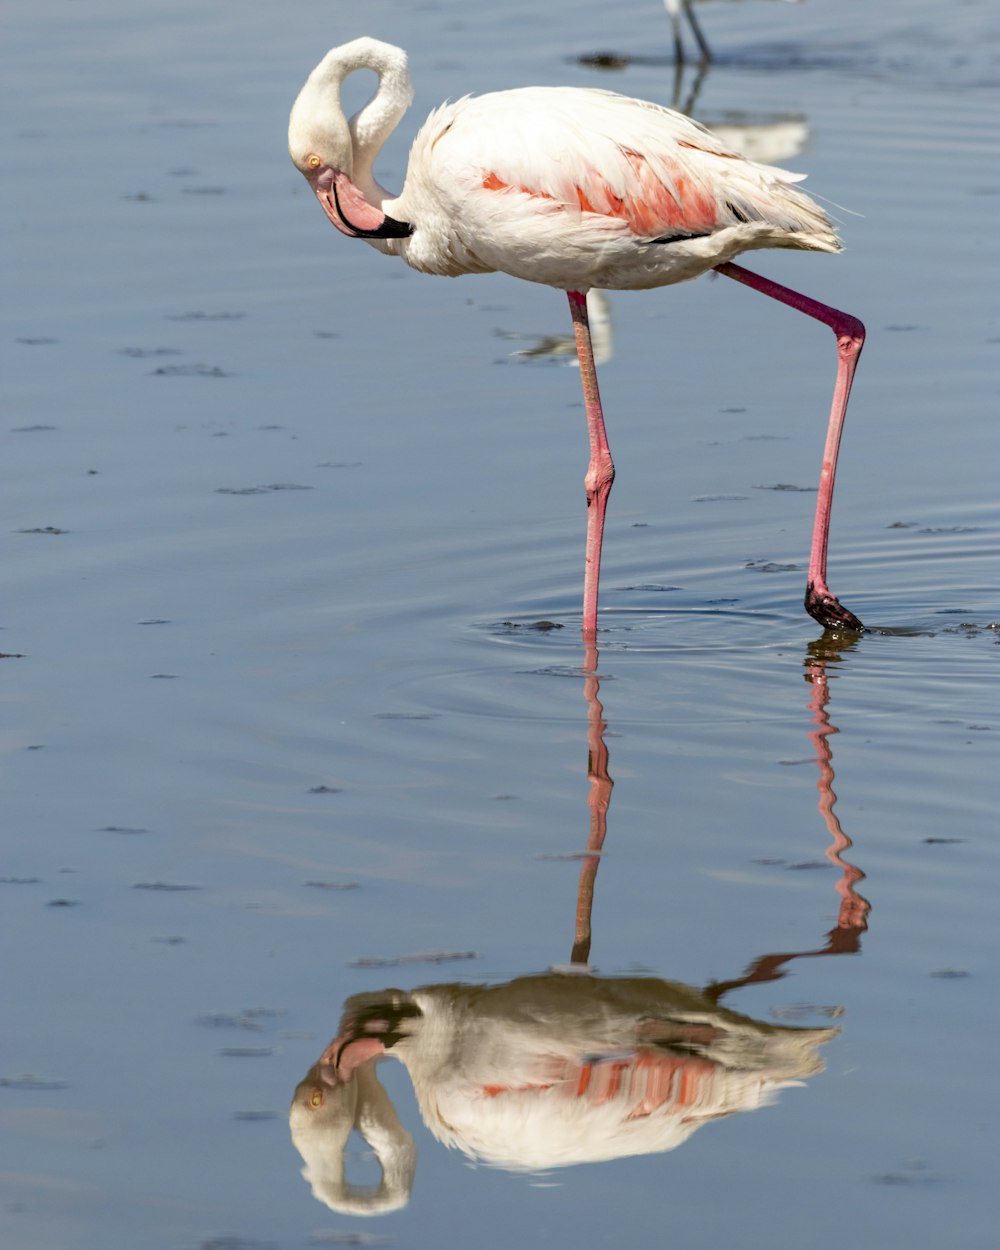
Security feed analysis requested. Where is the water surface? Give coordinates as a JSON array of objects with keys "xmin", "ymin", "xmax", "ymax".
[{"xmin": 2, "ymin": 1, "xmax": 998, "ymax": 1248}]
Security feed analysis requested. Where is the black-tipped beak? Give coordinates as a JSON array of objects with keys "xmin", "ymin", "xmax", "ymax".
[
  {"xmin": 331, "ymin": 180, "xmax": 413, "ymax": 238},
  {"xmin": 309, "ymin": 166, "xmax": 413, "ymax": 240}
]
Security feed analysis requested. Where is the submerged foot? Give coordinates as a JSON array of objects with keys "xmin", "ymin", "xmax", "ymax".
[{"xmin": 805, "ymin": 583, "xmax": 864, "ymax": 633}]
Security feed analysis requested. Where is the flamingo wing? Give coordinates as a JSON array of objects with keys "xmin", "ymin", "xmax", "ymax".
[
  {"xmin": 391, "ymin": 87, "xmax": 837, "ymax": 288},
  {"xmin": 420, "ymin": 89, "xmax": 810, "ymax": 238}
]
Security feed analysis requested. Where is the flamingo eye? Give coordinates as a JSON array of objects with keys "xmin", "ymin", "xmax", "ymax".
[
  {"xmin": 307, "ymin": 154, "xmax": 322, "ymax": 170},
  {"xmin": 310, "ymin": 1088, "xmax": 323, "ymax": 1107}
]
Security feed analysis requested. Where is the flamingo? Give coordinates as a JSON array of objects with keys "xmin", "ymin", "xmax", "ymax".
[{"xmin": 288, "ymin": 38, "xmax": 865, "ymax": 638}]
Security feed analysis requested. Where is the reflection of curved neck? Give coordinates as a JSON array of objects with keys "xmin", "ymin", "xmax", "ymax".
[{"xmin": 294, "ymin": 1062, "xmax": 416, "ymax": 1216}]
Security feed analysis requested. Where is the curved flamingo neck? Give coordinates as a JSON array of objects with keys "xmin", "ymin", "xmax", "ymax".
[{"xmin": 340, "ymin": 40, "xmax": 413, "ymax": 205}]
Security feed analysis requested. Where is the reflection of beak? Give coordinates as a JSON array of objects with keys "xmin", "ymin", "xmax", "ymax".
[
  {"xmin": 308, "ymin": 166, "xmax": 413, "ymax": 240},
  {"xmin": 321, "ymin": 997, "xmax": 424, "ymax": 1078}
]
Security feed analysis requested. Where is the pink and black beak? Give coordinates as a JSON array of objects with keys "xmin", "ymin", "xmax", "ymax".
[
  {"xmin": 308, "ymin": 165, "xmax": 413, "ymax": 240},
  {"xmin": 320, "ymin": 997, "xmax": 423, "ymax": 1081}
]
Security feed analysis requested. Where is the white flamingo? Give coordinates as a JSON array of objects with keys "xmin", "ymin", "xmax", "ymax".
[{"xmin": 288, "ymin": 38, "xmax": 865, "ymax": 638}]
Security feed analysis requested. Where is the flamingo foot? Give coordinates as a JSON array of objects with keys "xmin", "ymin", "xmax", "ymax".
[{"xmin": 805, "ymin": 582, "xmax": 864, "ymax": 632}]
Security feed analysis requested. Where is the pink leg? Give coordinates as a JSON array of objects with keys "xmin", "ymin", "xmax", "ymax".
[
  {"xmin": 568, "ymin": 291, "xmax": 615, "ymax": 639},
  {"xmin": 715, "ymin": 262, "xmax": 865, "ymax": 631}
]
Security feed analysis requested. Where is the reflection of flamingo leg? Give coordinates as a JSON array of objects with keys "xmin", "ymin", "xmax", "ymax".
[
  {"xmin": 706, "ymin": 641, "xmax": 870, "ymax": 1003},
  {"xmin": 806, "ymin": 649, "xmax": 871, "ymax": 932},
  {"xmin": 571, "ymin": 645, "xmax": 614, "ymax": 965}
]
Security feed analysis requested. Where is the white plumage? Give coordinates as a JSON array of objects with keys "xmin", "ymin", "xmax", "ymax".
[{"xmin": 290, "ymin": 39, "xmax": 838, "ymax": 292}]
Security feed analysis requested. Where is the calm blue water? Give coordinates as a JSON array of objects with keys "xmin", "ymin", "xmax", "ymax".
[{"xmin": 3, "ymin": 1, "xmax": 998, "ymax": 1247}]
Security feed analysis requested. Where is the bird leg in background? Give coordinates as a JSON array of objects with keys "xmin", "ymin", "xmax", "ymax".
[
  {"xmin": 714, "ymin": 262, "xmax": 866, "ymax": 632},
  {"xmin": 673, "ymin": 0, "xmax": 713, "ymax": 65},
  {"xmin": 568, "ymin": 291, "xmax": 616, "ymax": 640}
]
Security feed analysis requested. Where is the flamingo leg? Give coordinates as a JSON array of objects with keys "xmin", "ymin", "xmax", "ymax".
[
  {"xmin": 715, "ymin": 262, "xmax": 865, "ymax": 631},
  {"xmin": 568, "ymin": 291, "xmax": 616, "ymax": 639}
]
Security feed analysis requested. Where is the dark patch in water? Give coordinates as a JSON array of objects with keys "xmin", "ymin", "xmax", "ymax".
[
  {"xmin": 197, "ymin": 1013, "xmax": 264, "ymax": 1031},
  {"xmin": 132, "ymin": 881, "xmax": 200, "ymax": 891},
  {"xmin": 165, "ymin": 311, "xmax": 245, "ymax": 321},
  {"xmin": 151, "ymin": 363, "xmax": 229, "ymax": 377},
  {"xmin": 374, "ymin": 711, "xmax": 439, "ymax": 720},
  {"xmin": 871, "ymin": 1161, "xmax": 942, "ymax": 1188},
  {"xmin": 745, "ymin": 560, "xmax": 800, "ymax": 572},
  {"xmin": 119, "ymin": 347, "xmax": 182, "ymax": 358},
  {"xmin": 349, "ymin": 950, "xmax": 479, "ymax": 968},
  {"xmin": 199, "ymin": 1234, "xmax": 278, "ymax": 1250},
  {"xmin": 618, "ymin": 584, "xmax": 681, "ymax": 593},
  {"xmin": 0, "ymin": 1074, "xmax": 68, "ymax": 1090},
  {"xmin": 216, "ymin": 483, "xmax": 313, "ymax": 495},
  {"xmin": 499, "ymin": 619, "xmax": 565, "ymax": 632}
]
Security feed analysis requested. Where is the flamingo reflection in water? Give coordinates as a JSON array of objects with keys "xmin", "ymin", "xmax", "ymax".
[{"xmin": 289, "ymin": 641, "xmax": 869, "ymax": 1213}]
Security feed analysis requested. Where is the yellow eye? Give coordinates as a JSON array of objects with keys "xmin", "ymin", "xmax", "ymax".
[
  {"xmin": 307, "ymin": 154, "xmax": 321, "ymax": 170},
  {"xmin": 310, "ymin": 1089, "xmax": 323, "ymax": 1107}
]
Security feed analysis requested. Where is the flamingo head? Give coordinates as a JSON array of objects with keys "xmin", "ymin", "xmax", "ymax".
[{"xmin": 288, "ymin": 59, "xmax": 412, "ymax": 241}]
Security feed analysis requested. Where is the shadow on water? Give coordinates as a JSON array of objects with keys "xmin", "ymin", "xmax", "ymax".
[{"xmin": 288, "ymin": 632, "xmax": 869, "ymax": 1215}]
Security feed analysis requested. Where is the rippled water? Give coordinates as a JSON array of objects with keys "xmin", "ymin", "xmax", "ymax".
[{"xmin": 3, "ymin": 1, "xmax": 998, "ymax": 1247}]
